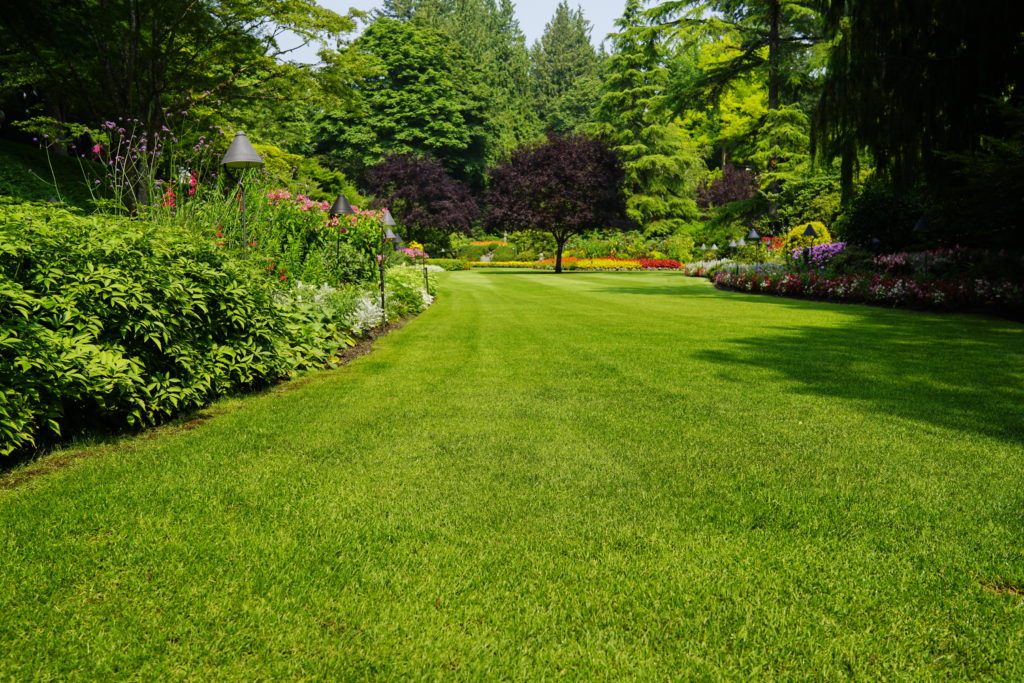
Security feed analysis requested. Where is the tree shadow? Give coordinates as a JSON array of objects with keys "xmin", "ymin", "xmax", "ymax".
[{"xmin": 696, "ymin": 307, "xmax": 1024, "ymax": 446}]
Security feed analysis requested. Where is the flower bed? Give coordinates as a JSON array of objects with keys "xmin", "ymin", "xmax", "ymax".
[
  {"xmin": 712, "ymin": 270, "xmax": 1023, "ymax": 310},
  {"xmin": 531, "ymin": 257, "xmax": 682, "ymax": 271}
]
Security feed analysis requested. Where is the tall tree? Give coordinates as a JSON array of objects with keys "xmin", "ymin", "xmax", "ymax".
[
  {"xmin": 813, "ymin": 0, "xmax": 1024, "ymax": 198},
  {"xmin": 590, "ymin": 0, "xmax": 705, "ymax": 235},
  {"xmin": 529, "ymin": 2, "xmax": 601, "ymax": 133},
  {"xmin": 314, "ymin": 18, "xmax": 489, "ymax": 189},
  {"xmin": 0, "ymin": 0, "xmax": 362, "ymax": 136},
  {"xmin": 486, "ymin": 134, "xmax": 631, "ymax": 273},
  {"xmin": 646, "ymin": 0, "xmax": 821, "ymax": 113},
  {"xmin": 366, "ymin": 153, "xmax": 480, "ymax": 249},
  {"xmin": 373, "ymin": 0, "xmax": 539, "ymax": 162}
]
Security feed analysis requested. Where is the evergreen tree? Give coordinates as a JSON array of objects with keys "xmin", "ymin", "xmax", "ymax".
[
  {"xmin": 529, "ymin": 2, "xmax": 600, "ymax": 133},
  {"xmin": 589, "ymin": 0, "xmax": 705, "ymax": 235},
  {"xmin": 314, "ymin": 19, "xmax": 488, "ymax": 189},
  {"xmin": 373, "ymin": 0, "xmax": 539, "ymax": 163}
]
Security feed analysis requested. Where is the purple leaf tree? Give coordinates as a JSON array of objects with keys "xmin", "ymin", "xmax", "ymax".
[
  {"xmin": 485, "ymin": 134, "xmax": 631, "ymax": 273},
  {"xmin": 366, "ymin": 153, "xmax": 480, "ymax": 247}
]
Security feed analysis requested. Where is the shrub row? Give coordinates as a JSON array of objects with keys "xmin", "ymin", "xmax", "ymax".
[{"xmin": 0, "ymin": 201, "xmax": 435, "ymax": 456}]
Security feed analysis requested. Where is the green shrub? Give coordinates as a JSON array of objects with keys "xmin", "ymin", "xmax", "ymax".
[
  {"xmin": 0, "ymin": 200, "xmax": 354, "ymax": 457},
  {"xmin": 783, "ymin": 222, "xmax": 832, "ymax": 252},
  {"xmin": 491, "ymin": 245, "xmax": 518, "ymax": 261},
  {"xmin": 459, "ymin": 244, "xmax": 491, "ymax": 261},
  {"xmin": 425, "ymin": 258, "xmax": 470, "ymax": 271},
  {"xmin": 516, "ymin": 251, "xmax": 537, "ymax": 262}
]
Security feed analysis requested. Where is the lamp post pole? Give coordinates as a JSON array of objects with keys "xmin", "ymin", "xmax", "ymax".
[
  {"xmin": 328, "ymin": 193, "xmax": 356, "ymax": 277},
  {"xmin": 380, "ymin": 210, "xmax": 400, "ymax": 331},
  {"xmin": 379, "ymin": 227, "xmax": 387, "ymax": 331},
  {"xmin": 220, "ymin": 132, "xmax": 264, "ymax": 259}
]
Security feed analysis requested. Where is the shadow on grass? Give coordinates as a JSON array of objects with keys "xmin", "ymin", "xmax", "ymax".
[{"xmin": 698, "ymin": 305, "xmax": 1024, "ymax": 446}]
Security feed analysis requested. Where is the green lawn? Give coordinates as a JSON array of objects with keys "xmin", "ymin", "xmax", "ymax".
[{"xmin": 2, "ymin": 271, "xmax": 1023, "ymax": 679}]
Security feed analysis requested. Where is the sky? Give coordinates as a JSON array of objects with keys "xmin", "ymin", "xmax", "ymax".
[{"xmin": 285, "ymin": 0, "xmax": 625, "ymax": 61}]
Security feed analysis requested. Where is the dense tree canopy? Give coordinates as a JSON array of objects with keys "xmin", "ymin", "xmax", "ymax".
[
  {"xmin": 0, "ymin": 0, "xmax": 363, "ymax": 136},
  {"xmin": 589, "ymin": 0, "xmax": 705, "ymax": 235},
  {"xmin": 366, "ymin": 153, "xmax": 480, "ymax": 250},
  {"xmin": 529, "ymin": 2, "xmax": 601, "ymax": 134}
]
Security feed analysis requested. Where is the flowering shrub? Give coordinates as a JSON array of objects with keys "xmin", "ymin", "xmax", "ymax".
[
  {"xmin": 398, "ymin": 246, "xmax": 429, "ymax": 260},
  {"xmin": 470, "ymin": 261, "xmax": 536, "ymax": 268},
  {"xmin": 791, "ymin": 242, "xmax": 847, "ymax": 269},
  {"xmin": 712, "ymin": 270, "xmax": 1023, "ymax": 310},
  {"xmin": 783, "ymin": 221, "xmax": 832, "ymax": 251},
  {"xmin": 682, "ymin": 259, "xmax": 732, "ymax": 277}
]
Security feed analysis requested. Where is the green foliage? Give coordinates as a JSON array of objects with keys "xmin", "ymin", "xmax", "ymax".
[
  {"xmin": 315, "ymin": 18, "xmax": 489, "ymax": 188},
  {"xmin": 0, "ymin": 200, "xmax": 355, "ymax": 456},
  {"xmin": 424, "ymin": 258, "xmax": 470, "ymax": 271},
  {"xmin": 0, "ymin": 0, "xmax": 365, "ymax": 139},
  {"xmin": 0, "ymin": 141, "xmax": 96, "ymax": 209},
  {"xmin": 529, "ymin": 2, "xmax": 601, "ymax": 133},
  {"xmin": 589, "ymin": 0, "xmax": 705, "ymax": 235},
  {"xmin": 783, "ymin": 221, "xmax": 831, "ymax": 251},
  {"xmin": 491, "ymin": 245, "xmax": 518, "ymax": 261},
  {"xmin": 458, "ymin": 244, "xmax": 492, "ymax": 261}
]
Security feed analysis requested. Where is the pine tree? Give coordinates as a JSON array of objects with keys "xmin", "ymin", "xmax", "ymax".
[
  {"xmin": 529, "ymin": 2, "xmax": 600, "ymax": 133},
  {"xmin": 589, "ymin": 0, "xmax": 705, "ymax": 235}
]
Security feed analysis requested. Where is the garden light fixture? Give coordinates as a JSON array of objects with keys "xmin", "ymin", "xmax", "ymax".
[
  {"xmin": 711, "ymin": 244, "xmax": 718, "ymax": 251},
  {"xmin": 329, "ymin": 193, "xmax": 355, "ymax": 216},
  {"xmin": 802, "ymin": 224, "xmax": 819, "ymax": 239},
  {"xmin": 737, "ymin": 238, "xmax": 746, "ymax": 247},
  {"xmin": 729, "ymin": 240, "xmax": 737, "ymax": 248},
  {"xmin": 329, "ymin": 193, "xmax": 355, "ymax": 263},
  {"xmin": 378, "ymin": 210, "xmax": 402, "ymax": 331},
  {"xmin": 746, "ymin": 228, "xmax": 760, "ymax": 241},
  {"xmin": 221, "ymin": 132, "xmax": 264, "ymax": 258}
]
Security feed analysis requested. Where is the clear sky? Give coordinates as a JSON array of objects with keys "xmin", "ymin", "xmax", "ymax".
[{"xmin": 288, "ymin": 0, "xmax": 625, "ymax": 60}]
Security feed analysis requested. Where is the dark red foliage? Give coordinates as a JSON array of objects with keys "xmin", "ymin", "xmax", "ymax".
[
  {"xmin": 697, "ymin": 164, "xmax": 758, "ymax": 208},
  {"xmin": 366, "ymin": 153, "xmax": 480, "ymax": 235},
  {"xmin": 485, "ymin": 133, "xmax": 631, "ymax": 272}
]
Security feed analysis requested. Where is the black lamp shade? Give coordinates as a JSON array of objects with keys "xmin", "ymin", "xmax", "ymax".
[
  {"xmin": 384, "ymin": 226, "xmax": 399, "ymax": 241},
  {"xmin": 700, "ymin": 243, "xmax": 707, "ymax": 250},
  {"xmin": 802, "ymin": 224, "xmax": 819, "ymax": 238},
  {"xmin": 711, "ymin": 244, "xmax": 718, "ymax": 251},
  {"xmin": 221, "ymin": 132, "xmax": 263, "ymax": 169},
  {"xmin": 382, "ymin": 209, "xmax": 397, "ymax": 226},
  {"xmin": 747, "ymin": 228, "xmax": 760, "ymax": 241},
  {"xmin": 729, "ymin": 240, "xmax": 737, "ymax": 247},
  {"xmin": 329, "ymin": 194, "xmax": 355, "ymax": 216},
  {"xmin": 737, "ymin": 238, "xmax": 746, "ymax": 246}
]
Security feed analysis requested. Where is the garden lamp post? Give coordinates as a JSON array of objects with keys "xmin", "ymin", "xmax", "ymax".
[
  {"xmin": 329, "ymin": 193, "xmax": 355, "ymax": 263},
  {"xmin": 380, "ymin": 210, "xmax": 400, "ymax": 331},
  {"xmin": 747, "ymin": 228, "xmax": 761, "ymax": 261},
  {"xmin": 221, "ymin": 132, "xmax": 264, "ymax": 258},
  {"xmin": 802, "ymin": 224, "xmax": 819, "ymax": 239}
]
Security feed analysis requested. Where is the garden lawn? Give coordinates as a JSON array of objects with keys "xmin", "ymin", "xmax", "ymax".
[{"xmin": 2, "ymin": 271, "xmax": 1023, "ymax": 679}]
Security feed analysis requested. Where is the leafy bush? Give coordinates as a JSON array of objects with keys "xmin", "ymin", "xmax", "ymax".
[
  {"xmin": 491, "ymin": 245, "xmax": 518, "ymax": 261},
  {"xmin": 832, "ymin": 179, "xmax": 928, "ymax": 252},
  {"xmin": 459, "ymin": 244, "xmax": 491, "ymax": 261},
  {"xmin": 783, "ymin": 222, "xmax": 832, "ymax": 252},
  {"xmin": 0, "ymin": 200, "xmax": 347, "ymax": 456},
  {"xmin": 425, "ymin": 258, "xmax": 470, "ymax": 271}
]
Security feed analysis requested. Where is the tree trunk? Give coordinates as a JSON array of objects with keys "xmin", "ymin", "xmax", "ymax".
[
  {"xmin": 554, "ymin": 237, "xmax": 566, "ymax": 273},
  {"xmin": 766, "ymin": 0, "xmax": 782, "ymax": 232}
]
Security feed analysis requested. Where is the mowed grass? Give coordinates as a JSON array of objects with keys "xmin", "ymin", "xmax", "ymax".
[{"xmin": 2, "ymin": 271, "xmax": 1023, "ymax": 680}]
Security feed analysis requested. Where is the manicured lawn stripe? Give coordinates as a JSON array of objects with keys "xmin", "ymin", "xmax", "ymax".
[{"xmin": 2, "ymin": 271, "xmax": 1023, "ymax": 679}]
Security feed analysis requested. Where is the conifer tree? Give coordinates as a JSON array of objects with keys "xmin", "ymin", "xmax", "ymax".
[
  {"xmin": 529, "ymin": 2, "xmax": 600, "ymax": 133},
  {"xmin": 589, "ymin": 0, "xmax": 705, "ymax": 235}
]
